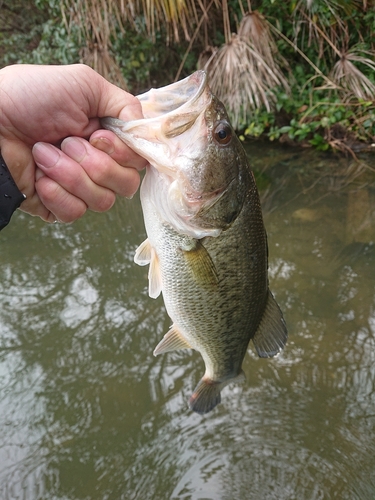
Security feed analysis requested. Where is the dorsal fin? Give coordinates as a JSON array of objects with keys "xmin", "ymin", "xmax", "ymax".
[
  {"xmin": 252, "ymin": 290, "xmax": 288, "ymax": 358},
  {"xmin": 153, "ymin": 324, "xmax": 192, "ymax": 356}
]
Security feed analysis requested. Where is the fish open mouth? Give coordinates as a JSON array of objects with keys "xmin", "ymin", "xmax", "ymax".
[
  {"xmin": 137, "ymin": 70, "xmax": 209, "ymax": 120},
  {"xmin": 102, "ymin": 71, "xmax": 210, "ymax": 141},
  {"xmin": 101, "ymin": 71, "xmax": 212, "ymax": 175}
]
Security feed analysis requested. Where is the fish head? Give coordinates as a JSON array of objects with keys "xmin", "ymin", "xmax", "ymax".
[{"xmin": 101, "ymin": 71, "xmax": 248, "ymax": 238}]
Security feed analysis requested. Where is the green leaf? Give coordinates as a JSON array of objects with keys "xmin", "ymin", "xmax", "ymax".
[{"xmin": 278, "ymin": 126, "xmax": 292, "ymax": 134}]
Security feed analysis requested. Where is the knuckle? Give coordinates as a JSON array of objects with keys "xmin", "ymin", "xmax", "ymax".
[
  {"xmin": 117, "ymin": 169, "xmax": 141, "ymax": 197},
  {"xmin": 60, "ymin": 208, "xmax": 87, "ymax": 223},
  {"xmin": 91, "ymin": 190, "xmax": 116, "ymax": 213},
  {"xmin": 81, "ymin": 152, "xmax": 112, "ymax": 186},
  {"xmin": 90, "ymin": 161, "xmax": 111, "ymax": 185},
  {"xmin": 36, "ymin": 176, "xmax": 60, "ymax": 204}
]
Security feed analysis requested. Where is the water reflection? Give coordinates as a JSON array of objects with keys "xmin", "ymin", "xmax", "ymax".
[{"xmin": 0, "ymin": 145, "xmax": 375, "ymax": 499}]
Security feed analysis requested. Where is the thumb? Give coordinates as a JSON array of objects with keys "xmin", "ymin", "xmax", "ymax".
[{"xmin": 97, "ymin": 78, "xmax": 144, "ymax": 122}]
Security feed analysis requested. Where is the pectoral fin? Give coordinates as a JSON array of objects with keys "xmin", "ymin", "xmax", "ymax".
[
  {"xmin": 252, "ymin": 290, "xmax": 288, "ymax": 358},
  {"xmin": 134, "ymin": 239, "xmax": 152, "ymax": 266},
  {"xmin": 153, "ymin": 324, "xmax": 192, "ymax": 356},
  {"xmin": 134, "ymin": 239, "xmax": 162, "ymax": 298},
  {"xmin": 182, "ymin": 240, "xmax": 219, "ymax": 287}
]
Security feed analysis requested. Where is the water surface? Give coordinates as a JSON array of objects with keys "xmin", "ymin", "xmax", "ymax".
[{"xmin": 1, "ymin": 144, "xmax": 374, "ymax": 499}]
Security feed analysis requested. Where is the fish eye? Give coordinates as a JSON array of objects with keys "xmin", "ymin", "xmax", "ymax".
[{"xmin": 214, "ymin": 122, "xmax": 232, "ymax": 146}]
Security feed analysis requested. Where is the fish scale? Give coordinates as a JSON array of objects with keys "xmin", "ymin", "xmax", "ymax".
[{"xmin": 101, "ymin": 70, "xmax": 287, "ymax": 414}]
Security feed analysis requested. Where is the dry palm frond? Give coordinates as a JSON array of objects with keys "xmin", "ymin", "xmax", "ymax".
[
  {"xmin": 269, "ymin": 20, "xmax": 338, "ymax": 91},
  {"xmin": 198, "ymin": 45, "xmax": 217, "ymax": 70},
  {"xmin": 204, "ymin": 34, "xmax": 287, "ymax": 128},
  {"xmin": 62, "ymin": 0, "xmax": 128, "ymax": 43},
  {"xmin": 238, "ymin": 10, "xmax": 273, "ymax": 52},
  {"xmin": 331, "ymin": 49, "xmax": 375, "ymax": 100},
  {"xmin": 202, "ymin": 10, "xmax": 290, "ymax": 128},
  {"xmin": 61, "ymin": 0, "xmax": 128, "ymax": 88},
  {"xmin": 81, "ymin": 44, "xmax": 127, "ymax": 88},
  {"xmin": 62, "ymin": 0, "xmax": 202, "ymax": 86},
  {"xmin": 291, "ymin": 0, "xmax": 348, "ymax": 63},
  {"xmin": 175, "ymin": 0, "xmax": 216, "ymax": 81},
  {"xmin": 138, "ymin": 0, "xmax": 201, "ymax": 42},
  {"xmin": 238, "ymin": 11, "xmax": 290, "ymax": 91}
]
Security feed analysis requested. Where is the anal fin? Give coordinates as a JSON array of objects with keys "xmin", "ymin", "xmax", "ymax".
[
  {"xmin": 252, "ymin": 289, "xmax": 288, "ymax": 358},
  {"xmin": 153, "ymin": 324, "xmax": 192, "ymax": 356}
]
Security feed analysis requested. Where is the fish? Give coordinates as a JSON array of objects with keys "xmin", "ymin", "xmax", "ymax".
[{"xmin": 101, "ymin": 70, "xmax": 287, "ymax": 414}]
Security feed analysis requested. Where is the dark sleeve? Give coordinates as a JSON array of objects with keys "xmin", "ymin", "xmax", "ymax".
[{"xmin": 0, "ymin": 152, "xmax": 26, "ymax": 230}]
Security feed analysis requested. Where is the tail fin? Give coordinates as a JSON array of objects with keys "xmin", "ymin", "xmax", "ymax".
[
  {"xmin": 189, "ymin": 371, "xmax": 245, "ymax": 415},
  {"xmin": 189, "ymin": 378, "xmax": 221, "ymax": 415}
]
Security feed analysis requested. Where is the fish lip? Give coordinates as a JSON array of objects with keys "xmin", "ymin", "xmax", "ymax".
[
  {"xmin": 117, "ymin": 70, "xmax": 209, "ymax": 133},
  {"xmin": 138, "ymin": 70, "xmax": 208, "ymax": 119}
]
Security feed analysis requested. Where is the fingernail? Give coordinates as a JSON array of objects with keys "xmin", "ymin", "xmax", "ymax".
[
  {"xmin": 61, "ymin": 137, "xmax": 87, "ymax": 162},
  {"xmin": 33, "ymin": 143, "xmax": 60, "ymax": 168},
  {"xmin": 90, "ymin": 136, "xmax": 115, "ymax": 155}
]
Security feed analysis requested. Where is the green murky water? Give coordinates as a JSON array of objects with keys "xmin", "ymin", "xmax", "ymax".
[{"xmin": 0, "ymin": 144, "xmax": 375, "ymax": 500}]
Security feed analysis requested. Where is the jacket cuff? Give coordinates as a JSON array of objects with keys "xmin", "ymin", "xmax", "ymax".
[{"xmin": 0, "ymin": 152, "xmax": 26, "ymax": 230}]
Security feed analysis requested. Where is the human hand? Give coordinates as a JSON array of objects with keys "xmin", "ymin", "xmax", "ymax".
[{"xmin": 0, "ymin": 64, "xmax": 147, "ymax": 223}]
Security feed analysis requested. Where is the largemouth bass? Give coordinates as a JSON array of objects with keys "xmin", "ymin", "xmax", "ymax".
[{"xmin": 102, "ymin": 71, "xmax": 287, "ymax": 414}]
